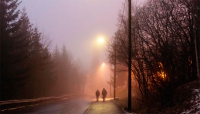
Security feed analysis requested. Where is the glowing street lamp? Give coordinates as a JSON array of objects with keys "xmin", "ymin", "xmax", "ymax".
[
  {"xmin": 98, "ymin": 37, "xmax": 105, "ymax": 44},
  {"xmin": 92, "ymin": 36, "xmax": 107, "ymax": 52},
  {"xmin": 102, "ymin": 62, "xmax": 105, "ymax": 67}
]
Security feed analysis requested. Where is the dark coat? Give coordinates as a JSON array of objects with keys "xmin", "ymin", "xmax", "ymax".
[
  {"xmin": 102, "ymin": 89, "xmax": 107, "ymax": 96},
  {"xmin": 96, "ymin": 90, "xmax": 100, "ymax": 97}
]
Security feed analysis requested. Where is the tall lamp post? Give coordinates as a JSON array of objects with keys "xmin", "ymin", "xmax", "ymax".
[
  {"xmin": 193, "ymin": 0, "xmax": 200, "ymax": 78},
  {"xmin": 127, "ymin": 0, "xmax": 132, "ymax": 111},
  {"xmin": 114, "ymin": 43, "xmax": 117, "ymax": 100}
]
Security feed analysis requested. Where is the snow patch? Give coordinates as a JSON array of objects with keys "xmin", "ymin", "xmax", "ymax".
[{"xmin": 181, "ymin": 89, "xmax": 200, "ymax": 114}]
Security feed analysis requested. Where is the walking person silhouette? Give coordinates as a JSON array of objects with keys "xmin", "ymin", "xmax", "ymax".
[
  {"xmin": 102, "ymin": 88, "xmax": 107, "ymax": 102},
  {"xmin": 96, "ymin": 89, "xmax": 100, "ymax": 101}
]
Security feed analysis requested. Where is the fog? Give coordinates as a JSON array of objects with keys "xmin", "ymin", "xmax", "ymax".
[
  {"xmin": 2, "ymin": 0, "xmax": 200, "ymax": 113},
  {"xmin": 16, "ymin": 0, "xmax": 147, "ymax": 94},
  {"xmin": 19, "ymin": 0, "xmax": 124, "ymax": 71},
  {"xmin": 20, "ymin": 0, "xmax": 147, "ymax": 70}
]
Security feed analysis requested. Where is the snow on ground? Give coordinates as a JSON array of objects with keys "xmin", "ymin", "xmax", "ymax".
[{"xmin": 181, "ymin": 89, "xmax": 200, "ymax": 114}]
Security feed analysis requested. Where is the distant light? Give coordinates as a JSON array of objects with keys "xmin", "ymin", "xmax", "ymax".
[{"xmin": 101, "ymin": 62, "xmax": 105, "ymax": 67}]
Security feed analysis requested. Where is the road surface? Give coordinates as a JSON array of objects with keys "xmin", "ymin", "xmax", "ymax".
[{"xmin": 3, "ymin": 96, "xmax": 94, "ymax": 114}]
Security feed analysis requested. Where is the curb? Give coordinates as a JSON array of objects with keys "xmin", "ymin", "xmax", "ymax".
[
  {"xmin": 112, "ymin": 100, "xmax": 127, "ymax": 113},
  {"xmin": 112, "ymin": 99, "xmax": 136, "ymax": 114},
  {"xmin": 84, "ymin": 101, "xmax": 95, "ymax": 114}
]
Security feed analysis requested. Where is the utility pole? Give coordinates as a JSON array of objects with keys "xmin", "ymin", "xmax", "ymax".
[
  {"xmin": 128, "ymin": 0, "xmax": 132, "ymax": 111},
  {"xmin": 110, "ymin": 74, "xmax": 111, "ymax": 97},
  {"xmin": 110, "ymin": 64, "xmax": 112, "ymax": 97},
  {"xmin": 114, "ymin": 43, "xmax": 116, "ymax": 100},
  {"xmin": 193, "ymin": 0, "xmax": 200, "ymax": 78}
]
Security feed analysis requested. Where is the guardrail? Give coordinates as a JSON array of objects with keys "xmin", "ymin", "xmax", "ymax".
[{"xmin": 0, "ymin": 95, "xmax": 73, "ymax": 112}]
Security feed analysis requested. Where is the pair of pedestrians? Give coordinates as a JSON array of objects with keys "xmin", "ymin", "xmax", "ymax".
[{"xmin": 95, "ymin": 88, "xmax": 107, "ymax": 101}]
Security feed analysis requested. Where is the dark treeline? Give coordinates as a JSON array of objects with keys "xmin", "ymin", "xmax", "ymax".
[
  {"xmin": 0, "ymin": 0, "xmax": 86, "ymax": 101},
  {"xmin": 108, "ymin": 0, "xmax": 200, "ymax": 105},
  {"xmin": 52, "ymin": 45, "xmax": 86, "ymax": 96}
]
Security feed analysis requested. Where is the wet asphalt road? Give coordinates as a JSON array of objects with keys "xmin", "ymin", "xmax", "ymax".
[{"xmin": 3, "ymin": 96, "xmax": 94, "ymax": 114}]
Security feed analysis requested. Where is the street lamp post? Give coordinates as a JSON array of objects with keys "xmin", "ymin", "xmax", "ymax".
[
  {"xmin": 127, "ymin": 0, "xmax": 132, "ymax": 111},
  {"xmin": 193, "ymin": 0, "xmax": 200, "ymax": 78},
  {"xmin": 114, "ymin": 44, "xmax": 116, "ymax": 100},
  {"xmin": 110, "ymin": 73, "xmax": 112, "ymax": 97}
]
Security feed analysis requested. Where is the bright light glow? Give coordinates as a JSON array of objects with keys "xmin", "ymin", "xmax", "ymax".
[
  {"xmin": 100, "ymin": 63, "xmax": 105, "ymax": 70},
  {"xmin": 92, "ymin": 35, "xmax": 107, "ymax": 49},
  {"xmin": 98, "ymin": 37, "xmax": 105, "ymax": 44}
]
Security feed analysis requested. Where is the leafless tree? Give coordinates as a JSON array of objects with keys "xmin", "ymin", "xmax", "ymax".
[{"xmin": 108, "ymin": 0, "xmax": 200, "ymax": 103}]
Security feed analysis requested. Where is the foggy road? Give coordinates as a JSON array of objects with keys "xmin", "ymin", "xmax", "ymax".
[{"xmin": 4, "ymin": 96, "xmax": 94, "ymax": 114}]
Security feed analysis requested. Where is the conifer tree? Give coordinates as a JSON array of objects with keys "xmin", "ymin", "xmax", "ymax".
[
  {"xmin": 28, "ymin": 28, "xmax": 53, "ymax": 98},
  {"xmin": 0, "ymin": 0, "xmax": 31, "ymax": 100}
]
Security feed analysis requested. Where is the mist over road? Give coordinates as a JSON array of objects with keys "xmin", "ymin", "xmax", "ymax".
[{"xmin": 4, "ymin": 96, "xmax": 94, "ymax": 114}]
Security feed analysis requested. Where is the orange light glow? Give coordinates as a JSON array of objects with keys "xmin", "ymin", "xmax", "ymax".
[{"xmin": 157, "ymin": 71, "xmax": 166, "ymax": 79}]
